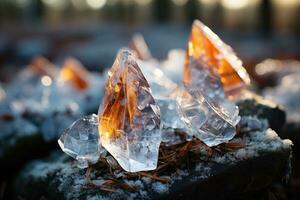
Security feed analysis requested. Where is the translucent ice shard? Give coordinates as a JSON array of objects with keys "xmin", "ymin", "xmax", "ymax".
[
  {"xmin": 137, "ymin": 60, "xmax": 192, "ymax": 145},
  {"xmin": 98, "ymin": 49, "xmax": 161, "ymax": 172},
  {"xmin": 138, "ymin": 60, "xmax": 177, "ymax": 98},
  {"xmin": 184, "ymin": 20, "xmax": 250, "ymax": 95},
  {"xmin": 171, "ymin": 87, "xmax": 239, "ymax": 146},
  {"xmin": 129, "ymin": 33, "xmax": 152, "ymax": 61},
  {"xmin": 173, "ymin": 20, "xmax": 243, "ymax": 146},
  {"xmin": 60, "ymin": 57, "xmax": 90, "ymax": 91},
  {"xmin": 156, "ymin": 98, "xmax": 193, "ymax": 145},
  {"xmin": 58, "ymin": 114, "xmax": 105, "ymax": 168},
  {"xmin": 29, "ymin": 56, "xmax": 58, "ymax": 78},
  {"xmin": 161, "ymin": 49, "xmax": 185, "ymax": 85}
]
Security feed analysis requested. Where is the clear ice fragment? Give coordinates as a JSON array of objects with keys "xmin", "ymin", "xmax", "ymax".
[
  {"xmin": 98, "ymin": 49, "xmax": 161, "ymax": 172},
  {"xmin": 160, "ymin": 49, "xmax": 185, "ymax": 85},
  {"xmin": 129, "ymin": 33, "xmax": 152, "ymax": 61},
  {"xmin": 58, "ymin": 114, "xmax": 105, "ymax": 168},
  {"xmin": 171, "ymin": 87, "xmax": 239, "ymax": 147},
  {"xmin": 138, "ymin": 60, "xmax": 191, "ymax": 145}
]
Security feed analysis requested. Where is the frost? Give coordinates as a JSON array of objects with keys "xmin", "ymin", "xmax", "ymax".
[
  {"xmin": 0, "ymin": 65, "xmax": 105, "ymax": 142},
  {"xmin": 125, "ymin": 180, "xmax": 144, "ymax": 189},
  {"xmin": 210, "ymin": 116, "xmax": 292, "ymax": 164},
  {"xmin": 263, "ymin": 73, "xmax": 300, "ymax": 123},
  {"xmin": 152, "ymin": 182, "xmax": 169, "ymax": 194},
  {"xmin": 193, "ymin": 164, "xmax": 211, "ymax": 180}
]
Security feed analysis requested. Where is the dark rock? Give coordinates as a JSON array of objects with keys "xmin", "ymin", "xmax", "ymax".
[
  {"xmin": 0, "ymin": 130, "xmax": 55, "ymax": 174},
  {"xmin": 237, "ymin": 92, "xmax": 286, "ymax": 133},
  {"xmin": 166, "ymin": 151, "xmax": 290, "ymax": 200},
  {"xmin": 0, "ymin": 115, "xmax": 57, "ymax": 177},
  {"xmin": 15, "ymin": 123, "xmax": 292, "ymax": 200}
]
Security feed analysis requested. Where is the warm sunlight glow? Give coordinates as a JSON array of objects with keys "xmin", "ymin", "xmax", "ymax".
[{"xmin": 41, "ymin": 76, "xmax": 53, "ymax": 87}]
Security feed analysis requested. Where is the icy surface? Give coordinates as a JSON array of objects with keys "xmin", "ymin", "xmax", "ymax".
[
  {"xmin": 210, "ymin": 116, "xmax": 292, "ymax": 164},
  {"xmin": 58, "ymin": 114, "xmax": 105, "ymax": 168},
  {"xmin": 138, "ymin": 60, "xmax": 177, "ymax": 99},
  {"xmin": 263, "ymin": 73, "xmax": 300, "ymax": 123},
  {"xmin": 160, "ymin": 49, "xmax": 185, "ymax": 85}
]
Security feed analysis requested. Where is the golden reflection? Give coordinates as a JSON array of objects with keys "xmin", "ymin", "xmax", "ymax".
[
  {"xmin": 184, "ymin": 20, "xmax": 250, "ymax": 94},
  {"xmin": 98, "ymin": 52, "xmax": 144, "ymax": 140},
  {"xmin": 60, "ymin": 58, "xmax": 89, "ymax": 91}
]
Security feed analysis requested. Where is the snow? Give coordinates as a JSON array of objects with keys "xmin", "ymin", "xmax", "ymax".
[
  {"xmin": 0, "ymin": 67, "xmax": 105, "ymax": 142},
  {"xmin": 209, "ymin": 116, "xmax": 292, "ymax": 164},
  {"xmin": 152, "ymin": 182, "xmax": 169, "ymax": 194},
  {"xmin": 125, "ymin": 180, "xmax": 144, "ymax": 189},
  {"xmin": 263, "ymin": 73, "xmax": 300, "ymax": 123}
]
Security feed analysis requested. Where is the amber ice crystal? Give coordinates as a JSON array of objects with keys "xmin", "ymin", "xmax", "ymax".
[
  {"xmin": 184, "ymin": 20, "xmax": 250, "ymax": 95},
  {"xmin": 60, "ymin": 58, "xmax": 90, "ymax": 91},
  {"xmin": 98, "ymin": 49, "xmax": 161, "ymax": 172}
]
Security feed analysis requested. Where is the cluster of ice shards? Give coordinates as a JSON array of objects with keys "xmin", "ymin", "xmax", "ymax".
[
  {"xmin": 130, "ymin": 21, "xmax": 244, "ymax": 147},
  {"xmin": 58, "ymin": 114, "xmax": 106, "ymax": 168},
  {"xmin": 59, "ymin": 20, "xmax": 250, "ymax": 172},
  {"xmin": 170, "ymin": 87, "xmax": 240, "ymax": 146},
  {"xmin": 137, "ymin": 60, "xmax": 193, "ymax": 146},
  {"xmin": 59, "ymin": 50, "xmax": 162, "ymax": 172},
  {"xmin": 0, "ymin": 57, "xmax": 105, "ymax": 141},
  {"xmin": 263, "ymin": 73, "xmax": 300, "ymax": 123}
]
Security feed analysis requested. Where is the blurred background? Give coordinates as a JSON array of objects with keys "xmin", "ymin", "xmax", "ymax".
[
  {"xmin": 0, "ymin": 1, "xmax": 300, "ymax": 199},
  {"xmin": 0, "ymin": 0, "xmax": 300, "ymax": 82}
]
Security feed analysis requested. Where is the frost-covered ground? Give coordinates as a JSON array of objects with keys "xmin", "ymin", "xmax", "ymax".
[
  {"xmin": 17, "ymin": 116, "xmax": 292, "ymax": 200},
  {"xmin": 263, "ymin": 73, "xmax": 300, "ymax": 124},
  {"xmin": 0, "ymin": 67, "xmax": 105, "ymax": 143}
]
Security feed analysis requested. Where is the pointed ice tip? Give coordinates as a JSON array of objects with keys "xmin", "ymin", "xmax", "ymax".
[
  {"xmin": 60, "ymin": 57, "xmax": 90, "ymax": 91},
  {"xmin": 186, "ymin": 19, "xmax": 250, "ymax": 94},
  {"xmin": 118, "ymin": 47, "xmax": 134, "ymax": 58},
  {"xmin": 129, "ymin": 33, "xmax": 152, "ymax": 60},
  {"xmin": 193, "ymin": 19, "xmax": 203, "ymax": 27}
]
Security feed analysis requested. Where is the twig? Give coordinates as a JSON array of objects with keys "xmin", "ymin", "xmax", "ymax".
[{"xmin": 138, "ymin": 172, "xmax": 170, "ymax": 183}]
